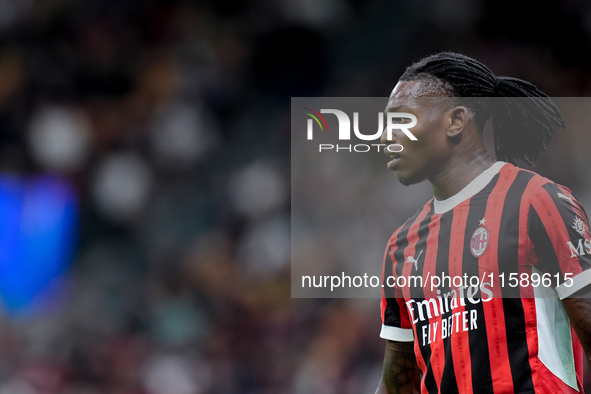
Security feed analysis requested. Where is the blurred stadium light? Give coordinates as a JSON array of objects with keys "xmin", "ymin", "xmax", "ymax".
[{"xmin": 0, "ymin": 174, "xmax": 77, "ymax": 316}]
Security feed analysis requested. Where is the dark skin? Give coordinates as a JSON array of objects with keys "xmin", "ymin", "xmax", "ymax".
[
  {"xmin": 381, "ymin": 81, "xmax": 495, "ymax": 200},
  {"xmin": 376, "ymin": 81, "xmax": 591, "ymax": 393},
  {"xmin": 563, "ymin": 286, "xmax": 591, "ymax": 368},
  {"xmin": 375, "ymin": 341, "xmax": 421, "ymax": 394}
]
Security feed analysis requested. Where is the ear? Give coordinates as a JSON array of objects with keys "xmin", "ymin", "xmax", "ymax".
[{"xmin": 446, "ymin": 106, "xmax": 468, "ymax": 138}]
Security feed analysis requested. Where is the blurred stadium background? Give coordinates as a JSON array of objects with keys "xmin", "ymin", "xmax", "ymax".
[{"xmin": 1, "ymin": 0, "xmax": 591, "ymax": 393}]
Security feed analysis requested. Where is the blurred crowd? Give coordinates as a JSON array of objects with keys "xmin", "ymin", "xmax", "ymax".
[{"xmin": 1, "ymin": 0, "xmax": 591, "ymax": 393}]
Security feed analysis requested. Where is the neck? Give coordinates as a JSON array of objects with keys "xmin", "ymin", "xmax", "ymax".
[{"xmin": 429, "ymin": 149, "xmax": 496, "ymax": 200}]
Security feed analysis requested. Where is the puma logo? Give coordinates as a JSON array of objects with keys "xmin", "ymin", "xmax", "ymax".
[
  {"xmin": 558, "ymin": 192, "xmax": 574, "ymax": 204},
  {"xmin": 405, "ymin": 250, "xmax": 423, "ymax": 270}
]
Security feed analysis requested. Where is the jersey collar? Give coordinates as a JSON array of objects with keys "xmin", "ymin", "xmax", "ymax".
[{"xmin": 433, "ymin": 161, "xmax": 507, "ymax": 214}]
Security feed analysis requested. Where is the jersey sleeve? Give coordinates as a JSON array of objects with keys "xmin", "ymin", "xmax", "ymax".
[
  {"xmin": 380, "ymin": 241, "xmax": 414, "ymax": 341},
  {"xmin": 528, "ymin": 183, "xmax": 591, "ymax": 299}
]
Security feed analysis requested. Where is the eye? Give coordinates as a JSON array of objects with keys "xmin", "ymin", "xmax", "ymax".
[{"xmin": 391, "ymin": 117, "xmax": 412, "ymax": 124}]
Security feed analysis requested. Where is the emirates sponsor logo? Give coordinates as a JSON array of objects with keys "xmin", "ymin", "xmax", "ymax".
[{"xmin": 405, "ymin": 283, "xmax": 494, "ymax": 346}]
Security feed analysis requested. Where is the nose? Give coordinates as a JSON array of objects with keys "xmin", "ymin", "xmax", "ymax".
[{"xmin": 380, "ymin": 126, "xmax": 393, "ymax": 145}]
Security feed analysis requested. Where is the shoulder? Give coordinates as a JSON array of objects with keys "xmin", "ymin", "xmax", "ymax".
[
  {"xmin": 517, "ymin": 167, "xmax": 576, "ymax": 206},
  {"xmin": 499, "ymin": 163, "xmax": 551, "ymax": 188},
  {"xmin": 498, "ymin": 163, "xmax": 563, "ymax": 202},
  {"xmin": 508, "ymin": 166, "xmax": 587, "ymax": 226},
  {"xmin": 476, "ymin": 164, "xmax": 580, "ymax": 223}
]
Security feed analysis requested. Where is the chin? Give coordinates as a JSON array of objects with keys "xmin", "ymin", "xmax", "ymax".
[
  {"xmin": 395, "ymin": 171, "xmax": 423, "ymax": 186},
  {"xmin": 395, "ymin": 175, "xmax": 414, "ymax": 186}
]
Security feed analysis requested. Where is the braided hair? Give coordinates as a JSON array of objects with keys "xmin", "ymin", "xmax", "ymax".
[{"xmin": 399, "ymin": 52, "xmax": 565, "ymax": 165}]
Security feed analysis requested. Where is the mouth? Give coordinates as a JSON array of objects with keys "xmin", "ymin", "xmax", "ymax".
[{"xmin": 383, "ymin": 146, "xmax": 402, "ymax": 169}]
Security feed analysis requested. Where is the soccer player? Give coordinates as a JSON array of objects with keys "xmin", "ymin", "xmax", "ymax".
[{"xmin": 375, "ymin": 52, "xmax": 591, "ymax": 393}]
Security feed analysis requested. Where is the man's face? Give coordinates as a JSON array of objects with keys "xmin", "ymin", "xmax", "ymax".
[{"xmin": 381, "ymin": 80, "xmax": 454, "ymax": 186}]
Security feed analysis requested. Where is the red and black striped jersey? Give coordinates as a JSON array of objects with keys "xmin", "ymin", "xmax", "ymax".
[{"xmin": 380, "ymin": 162, "xmax": 591, "ymax": 393}]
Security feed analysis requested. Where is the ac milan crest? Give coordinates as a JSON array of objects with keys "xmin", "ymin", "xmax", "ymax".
[{"xmin": 471, "ymin": 226, "xmax": 489, "ymax": 257}]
